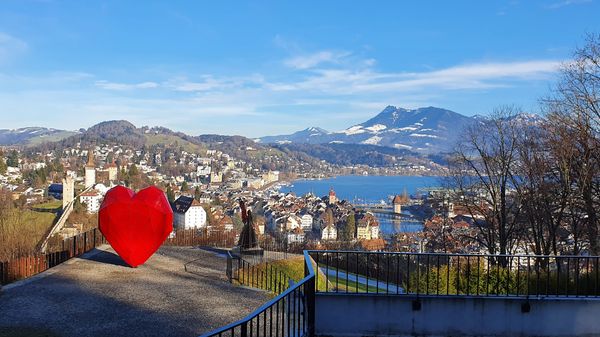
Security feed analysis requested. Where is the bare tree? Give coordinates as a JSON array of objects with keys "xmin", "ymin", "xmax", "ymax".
[
  {"xmin": 513, "ymin": 122, "xmax": 571, "ymax": 256},
  {"xmin": 543, "ymin": 33, "xmax": 600, "ymax": 255},
  {"xmin": 448, "ymin": 106, "xmax": 524, "ymax": 260}
]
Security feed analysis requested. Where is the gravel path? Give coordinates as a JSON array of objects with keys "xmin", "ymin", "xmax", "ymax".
[{"xmin": 0, "ymin": 245, "xmax": 270, "ymax": 337}]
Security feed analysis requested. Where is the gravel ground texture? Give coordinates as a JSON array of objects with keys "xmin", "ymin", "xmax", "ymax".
[{"xmin": 0, "ymin": 245, "xmax": 270, "ymax": 337}]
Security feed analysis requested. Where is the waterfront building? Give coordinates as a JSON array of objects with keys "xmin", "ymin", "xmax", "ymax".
[
  {"xmin": 328, "ymin": 188, "xmax": 337, "ymax": 204},
  {"xmin": 393, "ymin": 195, "xmax": 403, "ymax": 214}
]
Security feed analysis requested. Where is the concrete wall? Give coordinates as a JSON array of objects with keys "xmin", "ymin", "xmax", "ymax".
[{"xmin": 315, "ymin": 294, "xmax": 600, "ymax": 336}]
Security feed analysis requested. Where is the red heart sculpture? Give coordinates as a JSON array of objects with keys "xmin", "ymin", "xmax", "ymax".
[{"xmin": 99, "ymin": 186, "xmax": 173, "ymax": 267}]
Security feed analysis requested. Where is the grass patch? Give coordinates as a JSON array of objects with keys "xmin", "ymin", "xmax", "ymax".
[
  {"xmin": 32, "ymin": 200, "xmax": 62, "ymax": 211},
  {"xmin": 331, "ymin": 278, "xmax": 381, "ymax": 293},
  {"xmin": 236, "ymin": 255, "xmax": 329, "ymax": 293},
  {"xmin": 317, "ymin": 265, "xmax": 391, "ymax": 293},
  {"xmin": 0, "ymin": 209, "xmax": 57, "ymax": 260},
  {"xmin": 144, "ymin": 134, "xmax": 206, "ymax": 154},
  {"xmin": 25, "ymin": 131, "xmax": 77, "ymax": 147}
]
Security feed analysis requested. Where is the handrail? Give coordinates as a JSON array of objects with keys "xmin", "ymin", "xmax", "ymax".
[
  {"xmin": 308, "ymin": 250, "xmax": 600, "ymax": 298},
  {"xmin": 306, "ymin": 249, "xmax": 598, "ymax": 259},
  {"xmin": 198, "ymin": 250, "xmax": 316, "ymax": 337}
]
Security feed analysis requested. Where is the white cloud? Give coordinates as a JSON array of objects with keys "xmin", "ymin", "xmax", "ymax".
[
  {"xmin": 95, "ymin": 80, "xmax": 159, "ymax": 90},
  {"xmin": 284, "ymin": 50, "xmax": 351, "ymax": 69},
  {"xmin": 0, "ymin": 33, "xmax": 28, "ymax": 64},
  {"xmin": 268, "ymin": 60, "xmax": 561, "ymax": 94},
  {"xmin": 165, "ymin": 74, "xmax": 264, "ymax": 92},
  {"xmin": 545, "ymin": 0, "xmax": 592, "ymax": 9}
]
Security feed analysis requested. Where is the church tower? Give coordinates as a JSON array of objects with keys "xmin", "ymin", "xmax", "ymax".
[
  {"xmin": 84, "ymin": 150, "xmax": 96, "ymax": 188},
  {"xmin": 328, "ymin": 187, "xmax": 337, "ymax": 204}
]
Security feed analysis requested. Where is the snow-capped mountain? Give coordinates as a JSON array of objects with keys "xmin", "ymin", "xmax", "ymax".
[
  {"xmin": 0, "ymin": 127, "xmax": 76, "ymax": 146},
  {"xmin": 258, "ymin": 127, "xmax": 330, "ymax": 144},
  {"xmin": 258, "ymin": 106, "xmax": 476, "ymax": 154}
]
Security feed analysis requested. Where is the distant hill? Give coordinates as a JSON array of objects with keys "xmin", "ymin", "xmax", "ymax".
[
  {"xmin": 28, "ymin": 120, "xmax": 325, "ymax": 172},
  {"xmin": 259, "ymin": 127, "xmax": 330, "ymax": 144},
  {"xmin": 0, "ymin": 127, "xmax": 77, "ymax": 146},
  {"xmin": 273, "ymin": 143, "xmax": 415, "ymax": 167}
]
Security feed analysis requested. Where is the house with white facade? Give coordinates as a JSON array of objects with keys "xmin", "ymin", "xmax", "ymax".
[
  {"xmin": 172, "ymin": 196, "xmax": 207, "ymax": 230},
  {"xmin": 300, "ymin": 214, "xmax": 313, "ymax": 230},
  {"xmin": 80, "ymin": 190, "xmax": 102, "ymax": 213},
  {"xmin": 287, "ymin": 227, "xmax": 305, "ymax": 243},
  {"xmin": 286, "ymin": 214, "xmax": 302, "ymax": 230},
  {"xmin": 321, "ymin": 223, "xmax": 337, "ymax": 241}
]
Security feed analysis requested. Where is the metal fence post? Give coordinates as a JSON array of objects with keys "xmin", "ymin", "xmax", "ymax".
[
  {"xmin": 227, "ymin": 253, "xmax": 233, "ymax": 282},
  {"xmin": 240, "ymin": 321, "xmax": 248, "ymax": 337},
  {"xmin": 304, "ymin": 253, "xmax": 316, "ymax": 337}
]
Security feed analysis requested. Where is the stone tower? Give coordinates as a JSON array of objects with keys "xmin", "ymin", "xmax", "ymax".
[
  {"xmin": 62, "ymin": 175, "xmax": 75, "ymax": 210},
  {"xmin": 328, "ymin": 187, "xmax": 337, "ymax": 204},
  {"xmin": 84, "ymin": 150, "xmax": 96, "ymax": 188},
  {"xmin": 106, "ymin": 160, "xmax": 118, "ymax": 183},
  {"xmin": 392, "ymin": 195, "xmax": 403, "ymax": 214}
]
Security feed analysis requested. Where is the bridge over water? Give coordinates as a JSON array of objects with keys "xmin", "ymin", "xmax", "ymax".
[{"xmin": 354, "ymin": 204, "xmax": 423, "ymax": 224}]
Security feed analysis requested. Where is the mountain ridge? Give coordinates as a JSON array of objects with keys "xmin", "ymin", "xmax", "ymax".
[{"xmin": 258, "ymin": 106, "xmax": 476, "ymax": 154}]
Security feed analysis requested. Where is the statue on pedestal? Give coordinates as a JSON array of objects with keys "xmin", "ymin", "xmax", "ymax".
[{"xmin": 237, "ymin": 199, "xmax": 259, "ymax": 251}]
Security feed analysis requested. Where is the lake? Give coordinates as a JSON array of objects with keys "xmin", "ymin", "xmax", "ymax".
[{"xmin": 279, "ymin": 175, "xmax": 442, "ymax": 236}]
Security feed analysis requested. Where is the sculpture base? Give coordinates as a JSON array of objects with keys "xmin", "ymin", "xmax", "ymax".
[{"xmin": 232, "ymin": 246, "xmax": 264, "ymax": 257}]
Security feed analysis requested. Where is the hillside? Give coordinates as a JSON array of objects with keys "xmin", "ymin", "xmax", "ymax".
[{"xmin": 0, "ymin": 127, "xmax": 76, "ymax": 146}]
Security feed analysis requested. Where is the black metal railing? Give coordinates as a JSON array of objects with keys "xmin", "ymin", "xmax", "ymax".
[
  {"xmin": 228, "ymin": 254, "xmax": 294, "ymax": 295},
  {"xmin": 200, "ymin": 251, "xmax": 316, "ymax": 337},
  {"xmin": 309, "ymin": 250, "xmax": 600, "ymax": 298}
]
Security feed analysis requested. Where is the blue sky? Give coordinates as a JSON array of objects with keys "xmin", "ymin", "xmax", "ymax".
[{"xmin": 0, "ymin": 0, "xmax": 599, "ymax": 137}]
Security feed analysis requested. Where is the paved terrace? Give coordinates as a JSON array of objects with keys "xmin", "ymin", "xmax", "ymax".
[{"xmin": 0, "ymin": 246, "xmax": 269, "ymax": 337}]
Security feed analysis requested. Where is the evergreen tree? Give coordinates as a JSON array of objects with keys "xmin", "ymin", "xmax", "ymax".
[
  {"xmin": 343, "ymin": 211, "xmax": 356, "ymax": 241},
  {"xmin": 180, "ymin": 181, "xmax": 188, "ymax": 192},
  {"xmin": 6, "ymin": 150, "xmax": 18, "ymax": 167},
  {"xmin": 128, "ymin": 164, "xmax": 139, "ymax": 176},
  {"xmin": 166, "ymin": 186, "xmax": 175, "ymax": 203},
  {"xmin": 324, "ymin": 208, "xmax": 334, "ymax": 226},
  {"xmin": 194, "ymin": 186, "xmax": 201, "ymax": 201},
  {"xmin": 0, "ymin": 156, "xmax": 7, "ymax": 175}
]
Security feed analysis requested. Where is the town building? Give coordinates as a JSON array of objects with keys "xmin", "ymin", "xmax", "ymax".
[
  {"xmin": 210, "ymin": 172, "xmax": 223, "ymax": 184},
  {"xmin": 356, "ymin": 212, "xmax": 380, "ymax": 240},
  {"xmin": 287, "ymin": 227, "xmax": 305, "ymax": 243},
  {"xmin": 286, "ymin": 214, "xmax": 302, "ymax": 230},
  {"xmin": 321, "ymin": 223, "xmax": 337, "ymax": 241},
  {"xmin": 300, "ymin": 214, "xmax": 313, "ymax": 230},
  {"xmin": 80, "ymin": 190, "xmax": 102, "ymax": 213},
  {"xmin": 218, "ymin": 215, "xmax": 234, "ymax": 231},
  {"xmin": 172, "ymin": 196, "xmax": 207, "ymax": 230}
]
